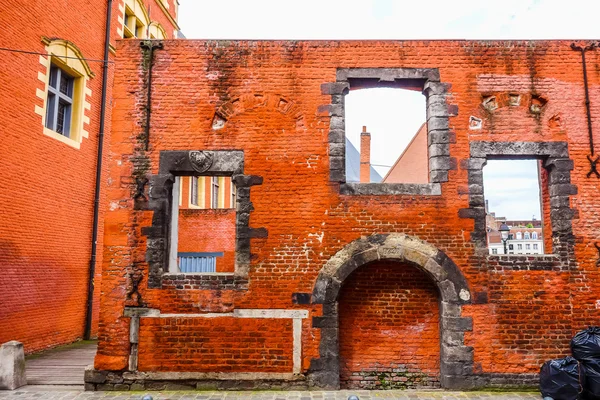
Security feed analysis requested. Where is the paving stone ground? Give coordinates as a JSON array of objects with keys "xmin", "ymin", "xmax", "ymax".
[{"xmin": 0, "ymin": 388, "xmax": 541, "ymax": 400}]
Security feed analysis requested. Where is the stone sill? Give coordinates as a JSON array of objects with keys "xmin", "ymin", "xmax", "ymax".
[
  {"xmin": 164, "ymin": 272, "xmax": 234, "ymax": 277},
  {"xmin": 161, "ymin": 273, "xmax": 247, "ymax": 290},
  {"xmin": 487, "ymin": 254, "xmax": 558, "ymax": 262},
  {"xmin": 340, "ymin": 182, "xmax": 441, "ymax": 196},
  {"xmin": 486, "ymin": 254, "xmax": 566, "ymax": 271}
]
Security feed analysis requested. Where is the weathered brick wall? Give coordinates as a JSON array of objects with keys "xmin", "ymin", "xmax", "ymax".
[
  {"xmin": 93, "ymin": 40, "xmax": 600, "ymax": 390},
  {"xmin": 339, "ymin": 261, "xmax": 440, "ymax": 389},
  {"xmin": 138, "ymin": 317, "xmax": 293, "ymax": 372},
  {"xmin": 177, "ymin": 209, "xmax": 236, "ymax": 272},
  {"xmin": 0, "ymin": 0, "xmax": 177, "ymax": 354}
]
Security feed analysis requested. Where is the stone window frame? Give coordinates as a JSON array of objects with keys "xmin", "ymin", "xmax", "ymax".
[
  {"xmin": 322, "ymin": 68, "xmax": 457, "ymax": 196},
  {"xmin": 144, "ymin": 150, "xmax": 265, "ymax": 289},
  {"xmin": 35, "ymin": 38, "xmax": 94, "ymax": 149},
  {"xmin": 461, "ymin": 141, "xmax": 577, "ymax": 270},
  {"xmin": 122, "ymin": 0, "xmax": 150, "ymax": 39}
]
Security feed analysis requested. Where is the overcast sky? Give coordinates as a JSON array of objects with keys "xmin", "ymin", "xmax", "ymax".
[{"xmin": 177, "ymin": 0, "xmax": 595, "ymax": 221}]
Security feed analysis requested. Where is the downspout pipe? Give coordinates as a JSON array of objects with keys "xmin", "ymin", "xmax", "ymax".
[{"xmin": 85, "ymin": 0, "xmax": 113, "ymax": 340}]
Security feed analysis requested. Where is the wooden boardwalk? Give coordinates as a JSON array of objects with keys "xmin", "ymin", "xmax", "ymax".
[{"xmin": 25, "ymin": 341, "xmax": 97, "ymax": 386}]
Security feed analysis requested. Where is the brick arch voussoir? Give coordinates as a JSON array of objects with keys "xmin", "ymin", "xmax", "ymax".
[
  {"xmin": 212, "ymin": 93, "xmax": 305, "ymax": 129},
  {"xmin": 312, "ymin": 233, "xmax": 471, "ymax": 306},
  {"xmin": 308, "ymin": 233, "xmax": 475, "ymax": 390}
]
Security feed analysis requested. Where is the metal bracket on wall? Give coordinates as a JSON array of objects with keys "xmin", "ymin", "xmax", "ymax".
[
  {"xmin": 133, "ymin": 177, "xmax": 148, "ymax": 201},
  {"xmin": 587, "ymin": 155, "xmax": 600, "ymax": 178},
  {"xmin": 127, "ymin": 272, "xmax": 144, "ymax": 306},
  {"xmin": 139, "ymin": 40, "xmax": 163, "ymax": 151},
  {"xmin": 571, "ymin": 42, "xmax": 599, "ymax": 178}
]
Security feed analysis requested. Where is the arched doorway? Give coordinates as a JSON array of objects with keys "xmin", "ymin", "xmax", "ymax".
[
  {"xmin": 308, "ymin": 233, "xmax": 474, "ymax": 390},
  {"xmin": 339, "ymin": 259, "xmax": 441, "ymax": 389}
]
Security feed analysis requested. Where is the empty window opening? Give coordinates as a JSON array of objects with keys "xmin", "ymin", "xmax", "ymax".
[
  {"xmin": 483, "ymin": 159, "xmax": 549, "ymax": 256},
  {"xmin": 169, "ymin": 176, "xmax": 237, "ymax": 274},
  {"xmin": 344, "ymin": 87, "xmax": 427, "ymax": 184}
]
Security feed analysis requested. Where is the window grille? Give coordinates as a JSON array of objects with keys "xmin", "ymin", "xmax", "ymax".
[{"xmin": 178, "ymin": 252, "xmax": 223, "ymax": 273}]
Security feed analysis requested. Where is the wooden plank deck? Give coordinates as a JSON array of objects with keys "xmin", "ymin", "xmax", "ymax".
[{"xmin": 25, "ymin": 341, "xmax": 97, "ymax": 386}]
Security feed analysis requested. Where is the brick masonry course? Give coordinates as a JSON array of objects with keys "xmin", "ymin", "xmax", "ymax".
[
  {"xmin": 93, "ymin": 39, "xmax": 600, "ymax": 390},
  {"xmin": 0, "ymin": 388, "xmax": 542, "ymax": 400}
]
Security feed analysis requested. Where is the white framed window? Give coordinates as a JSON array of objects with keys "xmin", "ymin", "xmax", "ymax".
[
  {"xmin": 35, "ymin": 38, "xmax": 93, "ymax": 149},
  {"xmin": 524, "ymin": 232, "xmax": 530, "ymax": 239},
  {"xmin": 148, "ymin": 22, "xmax": 167, "ymax": 39},
  {"xmin": 190, "ymin": 176, "xmax": 199, "ymax": 206},
  {"xmin": 122, "ymin": 0, "xmax": 150, "ymax": 39},
  {"xmin": 185, "ymin": 176, "xmax": 204, "ymax": 209},
  {"xmin": 533, "ymin": 244, "xmax": 539, "ymax": 250},
  {"xmin": 516, "ymin": 232, "xmax": 522, "ymax": 239},
  {"xmin": 532, "ymin": 232, "xmax": 538, "ymax": 239},
  {"xmin": 517, "ymin": 244, "xmax": 523, "ymax": 250},
  {"xmin": 526, "ymin": 244, "xmax": 531, "ymax": 250},
  {"xmin": 492, "ymin": 248, "xmax": 498, "ymax": 254},
  {"xmin": 211, "ymin": 177, "xmax": 219, "ymax": 209}
]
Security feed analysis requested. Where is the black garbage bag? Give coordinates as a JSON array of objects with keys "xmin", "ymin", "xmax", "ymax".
[
  {"xmin": 540, "ymin": 356, "xmax": 584, "ymax": 400},
  {"xmin": 572, "ymin": 327, "xmax": 600, "ymax": 362},
  {"xmin": 582, "ymin": 360, "xmax": 600, "ymax": 400}
]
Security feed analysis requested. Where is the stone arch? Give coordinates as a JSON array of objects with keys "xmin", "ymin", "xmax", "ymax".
[
  {"xmin": 308, "ymin": 233, "xmax": 475, "ymax": 390},
  {"xmin": 211, "ymin": 93, "xmax": 305, "ymax": 130}
]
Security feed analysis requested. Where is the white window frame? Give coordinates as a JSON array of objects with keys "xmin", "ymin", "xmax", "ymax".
[
  {"xmin": 35, "ymin": 38, "xmax": 93, "ymax": 149},
  {"xmin": 211, "ymin": 177, "xmax": 219, "ymax": 209}
]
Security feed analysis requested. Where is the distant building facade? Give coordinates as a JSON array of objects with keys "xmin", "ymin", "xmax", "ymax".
[
  {"xmin": 488, "ymin": 227, "xmax": 544, "ymax": 255},
  {"xmin": 486, "ymin": 201, "xmax": 544, "ymax": 255}
]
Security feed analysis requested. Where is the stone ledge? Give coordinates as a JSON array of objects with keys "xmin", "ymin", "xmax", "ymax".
[
  {"xmin": 84, "ymin": 369, "xmax": 308, "ymax": 391},
  {"xmin": 339, "ymin": 183, "xmax": 441, "ymax": 196}
]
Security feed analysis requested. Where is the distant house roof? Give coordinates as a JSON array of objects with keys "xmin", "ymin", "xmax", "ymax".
[
  {"xmin": 382, "ymin": 122, "xmax": 428, "ymax": 184},
  {"xmin": 345, "ymin": 138, "xmax": 382, "ymax": 183}
]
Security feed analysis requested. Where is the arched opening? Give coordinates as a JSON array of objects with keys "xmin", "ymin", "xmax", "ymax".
[
  {"xmin": 339, "ymin": 259, "xmax": 441, "ymax": 389},
  {"xmin": 309, "ymin": 233, "xmax": 474, "ymax": 390}
]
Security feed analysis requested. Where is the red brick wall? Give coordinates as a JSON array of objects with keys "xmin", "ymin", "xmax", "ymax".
[
  {"xmin": 0, "ymin": 0, "xmax": 111, "ymax": 353},
  {"xmin": 96, "ymin": 40, "xmax": 600, "ymax": 381},
  {"xmin": 138, "ymin": 317, "xmax": 293, "ymax": 372},
  {"xmin": 465, "ymin": 271, "xmax": 573, "ymax": 373},
  {"xmin": 0, "ymin": 0, "xmax": 177, "ymax": 354},
  {"xmin": 177, "ymin": 209, "xmax": 236, "ymax": 273},
  {"xmin": 339, "ymin": 260, "xmax": 440, "ymax": 389}
]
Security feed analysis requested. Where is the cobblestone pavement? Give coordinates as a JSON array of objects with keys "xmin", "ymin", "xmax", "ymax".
[{"xmin": 0, "ymin": 387, "xmax": 541, "ymax": 400}]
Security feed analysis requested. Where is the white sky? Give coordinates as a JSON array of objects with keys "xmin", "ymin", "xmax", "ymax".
[
  {"xmin": 345, "ymin": 89, "xmax": 426, "ymax": 176},
  {"xmin": 177, "ymin": 0, "xmax": 597, "ymax": 221},
  {"xmin": 483, "ymin": 160, "xmax": 541, "ymax": 220}
]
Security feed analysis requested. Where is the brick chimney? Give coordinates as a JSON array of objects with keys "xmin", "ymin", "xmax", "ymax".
[{"xmin": 360, "ymin": 125, "xmax": 371, "ymax": 183}]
